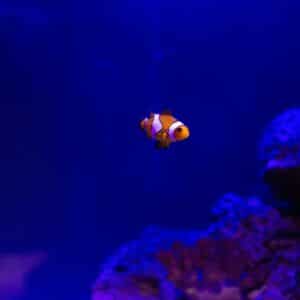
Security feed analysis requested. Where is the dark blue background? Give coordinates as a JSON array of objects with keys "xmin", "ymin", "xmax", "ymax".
[{"xmin": 0, "ymin": 0, "xmax": 299, "ymax": 299}]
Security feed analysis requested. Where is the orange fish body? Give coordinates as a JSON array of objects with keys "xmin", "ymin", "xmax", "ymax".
[{"xmin": 140, "ymin": 111, "xmax": 190, "ymax": 148}]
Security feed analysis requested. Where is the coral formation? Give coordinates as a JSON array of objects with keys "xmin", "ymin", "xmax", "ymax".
[
  {"xmin": 92, "ymin": 108, "xmax": 300, "ymax": 300},
  {"xmin": 259, "ymin": 108, "xmax": 300, "ymax": 205},
  {"xmin": 157, "ymin": 195, "xmax": 300, "ymax": 299},
  {"xmin": 92, "ymin": 227, "xmax": 204, "ymax": 300},
  {"xmin": 259, "ymin": 108, "xmax": 300, "ymax": 171},
  {"xmin": 93, "ymin": 195, "xmax": 300, "ymax": 299}
]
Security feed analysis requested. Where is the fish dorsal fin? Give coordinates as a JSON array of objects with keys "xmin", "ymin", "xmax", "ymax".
[
  {"xmin": 161, "ymin": 109, "xmax": 172, "ymax": 116},
  {"xmin": 150, "ymin": 112, "xmax": 155, "ymax": 118}
]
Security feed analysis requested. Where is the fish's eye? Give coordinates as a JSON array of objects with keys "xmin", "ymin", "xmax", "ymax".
[{"xmin": 176, "ymin": 127, "xmax": 183, "ymax": 132}]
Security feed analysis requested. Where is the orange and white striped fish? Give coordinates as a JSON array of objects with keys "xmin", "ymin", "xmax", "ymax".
[{"xmin": 139, "ymin": 110, "xmax": 190, "ymax": 149}]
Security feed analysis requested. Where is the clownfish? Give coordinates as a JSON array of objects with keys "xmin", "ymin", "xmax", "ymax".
[{"xmin": 139, "ymin": 110, "xmax": 190, "ymax": 149}]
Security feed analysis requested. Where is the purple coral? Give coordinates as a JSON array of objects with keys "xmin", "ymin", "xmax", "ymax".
[
  {"xmin": 156, "ymin": 195, "xmax": 300, "ymax": 299},
  {"xmin": 92, "ymin": 227, "xmax": 203, "ymax": 300}
]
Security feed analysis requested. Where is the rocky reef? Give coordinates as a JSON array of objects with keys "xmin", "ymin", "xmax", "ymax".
[
  {"xmin": 92, "ymin": 108, "xmax": 300, "ymax": 300},
  {"xmin": 259, "ymin": 108, "xmax": 300, "ymax": 208}
]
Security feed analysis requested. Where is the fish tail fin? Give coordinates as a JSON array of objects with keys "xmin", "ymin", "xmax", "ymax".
[{"xmin": 140, "ymin": 118, "xmax": 148, "ymax": 130}]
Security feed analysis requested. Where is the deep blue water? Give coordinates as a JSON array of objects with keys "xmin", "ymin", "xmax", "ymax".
[{"xmin": 0, "ymin": 0, "xmax": 300, "ymax": 299}]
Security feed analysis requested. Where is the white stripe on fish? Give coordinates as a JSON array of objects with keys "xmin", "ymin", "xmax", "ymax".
[
  {"xmin": 151, "ymin": 114, "xmax": 163, "ymax": 137},
  {"xmin": 168, "ymin": 121, "xmax": 184, "ymax": 141}
]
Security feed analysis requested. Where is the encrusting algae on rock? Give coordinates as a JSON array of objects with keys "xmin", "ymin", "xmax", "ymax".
[{"xmin": 92, "ymin": 108, "xmax": 300, "ymax": 300}]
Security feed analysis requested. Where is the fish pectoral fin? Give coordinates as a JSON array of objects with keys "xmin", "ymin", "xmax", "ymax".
[
  {"xmin": 155, "ymin": 140, "xmax": 170, "ymax": 149},
  {"xmin": 155, "ymin": 141, "xmax": 164, "ymax": 149},
  {"xmin": 156, "ymin": 131, "xmax": 167, "ymax": 140}
]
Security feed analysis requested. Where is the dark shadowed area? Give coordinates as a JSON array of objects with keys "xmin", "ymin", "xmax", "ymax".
[{"xmin": 0, "ymin": 0, "xmax": 299, "ymax": 299}]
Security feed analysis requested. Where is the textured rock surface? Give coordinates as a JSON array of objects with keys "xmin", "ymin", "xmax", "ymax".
[
  {"xmin": 259, "ymin": 108, "xmax": 300, "ymax": 170},
  {"xmin": 259, "ymin": 108, "xmax": 300, "ymax": 212},
  {"xmin": 92, "ymin": 195, "xmax": 300, "ymax": 300}
]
